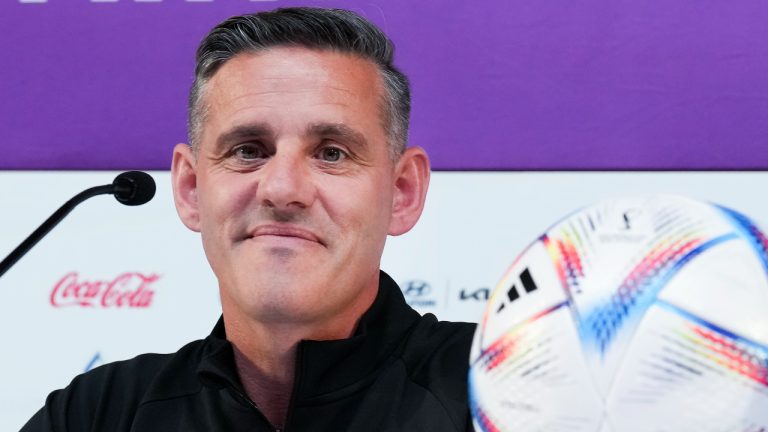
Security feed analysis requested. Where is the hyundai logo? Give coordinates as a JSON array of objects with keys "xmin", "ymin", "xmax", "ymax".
[{"xmin": 403, "ymin": 280, "xmax": 431, "ymax": 297}]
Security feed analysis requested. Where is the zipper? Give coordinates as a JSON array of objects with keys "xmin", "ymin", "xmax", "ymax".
[
  {"xmin": 281, "ymin": 343, "xmax": 304, "ymax": 432},
  {"xmin": 230, "ymin": 386, "xmax": 283, "ymax": 432},
  {"xmin": 226, "ymin": 345, "xmax": 304, "ymax": 432}
]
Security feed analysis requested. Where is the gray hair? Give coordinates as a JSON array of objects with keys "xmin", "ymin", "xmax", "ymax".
[{"xmin": 188, "ymin": 7, "xmax": 410, "ymax": 159}]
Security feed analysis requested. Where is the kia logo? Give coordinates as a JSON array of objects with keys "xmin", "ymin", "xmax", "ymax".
[{"xmin": 403, "ymin": 280, "xmax": 431, "ymax": 297}]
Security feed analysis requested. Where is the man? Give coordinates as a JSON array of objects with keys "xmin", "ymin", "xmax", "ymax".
[{"xmin": 23, "ymin": 7, "xmax": 475, "ymax": 431}]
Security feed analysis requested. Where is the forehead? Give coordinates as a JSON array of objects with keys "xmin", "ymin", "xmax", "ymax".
[{"xmin": 200, "ymin": 47, "xmax": 386, "ymax": 141}]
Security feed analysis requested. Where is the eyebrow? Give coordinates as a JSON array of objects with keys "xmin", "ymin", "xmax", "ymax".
[
  {"xmin": 214, "ymin": 123, "xmax": 275, "ymax": 154},
  {"xmin": 306, "ymin": 123, "xmax": 368, "ymax": 151},
  {"xmin": 212, "ymin": 122, "xmax": 369, "ymax": 155}
]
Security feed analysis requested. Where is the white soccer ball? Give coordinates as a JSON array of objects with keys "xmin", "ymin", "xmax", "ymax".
[{"xmin": 469, "ymin": 195, "xmax": 768, "ymax": 432}]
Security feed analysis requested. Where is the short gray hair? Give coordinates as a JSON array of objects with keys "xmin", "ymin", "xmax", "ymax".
[{"xmin": 188, "ymin": 7, "xmax": 410, "ymax": 159}]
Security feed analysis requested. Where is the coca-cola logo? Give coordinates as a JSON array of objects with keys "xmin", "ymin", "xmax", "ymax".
[{"xmin": 50, "ymin": 271, "xmax": 160, "ymax": 308}]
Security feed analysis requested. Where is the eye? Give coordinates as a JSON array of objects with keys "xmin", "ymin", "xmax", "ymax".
[
  {"xmin": 232, "ymin": 143, "xmax": 267, "ymax": 161},
  {"xmin": 317, "ymin": 146, "xmax": 347, "ymax": 163}
]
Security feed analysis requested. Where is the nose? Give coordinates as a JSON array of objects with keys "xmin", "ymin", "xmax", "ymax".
[{"xmin": 255, "ymin": 150, "xmax": 316, "ymax": 211}]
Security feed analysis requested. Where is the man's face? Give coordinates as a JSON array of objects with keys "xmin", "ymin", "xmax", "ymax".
[{"xmin": 172, "ymin": 47, "xmax": 411, "ymax": 326}]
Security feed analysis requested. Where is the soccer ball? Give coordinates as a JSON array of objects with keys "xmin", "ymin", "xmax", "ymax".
[{"xmin": 469, "ymin": 195, "xmax": 768, "ymax": 432}]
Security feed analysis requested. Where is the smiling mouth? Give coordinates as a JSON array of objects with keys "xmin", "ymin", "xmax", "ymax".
[{"xmin": 247, "ymin": 225, "xmax": 325, "ymax": 247}]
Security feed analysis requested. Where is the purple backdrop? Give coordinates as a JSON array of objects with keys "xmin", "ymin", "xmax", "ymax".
[{"xmin": 2, "ymin": 1, "xmax": 767, "ymax": 170}]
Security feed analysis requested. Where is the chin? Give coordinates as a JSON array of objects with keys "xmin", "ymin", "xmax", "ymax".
[{"xmin": 237, "ymin": 275, "xmax": 333, "ymax": 321}]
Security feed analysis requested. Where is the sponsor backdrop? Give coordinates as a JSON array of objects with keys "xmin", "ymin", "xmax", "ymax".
[
  {"xmin": 3, "ymin": 172, "xmax": 768, "ymax": 429},
  {"xmin": 3, "ymin": 1, "xmax": 768, "ymax": 430}
]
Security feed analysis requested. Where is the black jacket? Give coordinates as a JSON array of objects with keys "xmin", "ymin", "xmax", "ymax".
[{"xmin": 22, "ymin": 272, "xmax": 476, "ymax": 431}]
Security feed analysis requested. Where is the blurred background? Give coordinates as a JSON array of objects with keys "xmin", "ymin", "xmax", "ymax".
[{"xmin": 2, "ymin": 1, "xmax": 767, "ymax": 429}]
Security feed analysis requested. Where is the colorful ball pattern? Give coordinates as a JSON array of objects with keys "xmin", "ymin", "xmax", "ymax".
[{"xmin": 469, "ymin": 196, "xmax": 768, "ymax": 432}]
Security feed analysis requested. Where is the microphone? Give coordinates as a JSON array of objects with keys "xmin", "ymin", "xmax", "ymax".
[
  {"xmin": 112, "ymin": 171, "xmax": 156, "ymax": 206},
  {"xmin": 0, "ymin": 171, "xmax": 156, "ymax": 278}
]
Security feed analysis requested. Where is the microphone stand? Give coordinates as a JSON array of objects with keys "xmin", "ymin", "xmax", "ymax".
[{"xmin": 0, "ymin": 184, "xmax": 126, "ymax": 278}]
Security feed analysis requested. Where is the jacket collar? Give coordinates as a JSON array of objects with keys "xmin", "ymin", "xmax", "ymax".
[{"xmin": 196, "ymin": 271, "xmax": 420, "ymax": 401}]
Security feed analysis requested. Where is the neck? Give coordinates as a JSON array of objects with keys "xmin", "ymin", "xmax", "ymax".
[
  {"xmin": 222, "ymin": 277, "xmax": 379, "ymax": 428},
  {"xmin": 230, "ymin": 327, "xmax": 296, "ymax": 429}
]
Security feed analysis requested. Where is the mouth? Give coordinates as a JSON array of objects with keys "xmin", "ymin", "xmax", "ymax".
[{"xmin": 247, "ymin": 224, "xmax": 326, "ymax": 247}]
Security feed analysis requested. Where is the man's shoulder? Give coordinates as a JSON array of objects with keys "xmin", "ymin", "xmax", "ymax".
[
  {"xmin": 21, "ymin": 337, "xmax": 210, "ymax": 431},
  {"xmin": 388, "ymin": 315, "xmax": 475, "ymax": 430},
  {"xmin": 78, "ymin": 337, "xmax": 208, "ymax": 400},
  {"xmin": 399, "ymin": 314, "xmax": 475, "ymax": 374}
]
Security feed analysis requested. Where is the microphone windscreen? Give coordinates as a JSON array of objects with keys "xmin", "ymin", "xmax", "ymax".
[{"xmin": 112, "ymin": 171, "xmax": 156, "ymax": 206}]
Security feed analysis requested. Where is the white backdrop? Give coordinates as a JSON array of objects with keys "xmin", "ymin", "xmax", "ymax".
[{"xmin": 1, "ymin": 171, "xmax": 767, "ymax": 430}]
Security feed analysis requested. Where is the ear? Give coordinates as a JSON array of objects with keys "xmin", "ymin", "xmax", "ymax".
[
  {"xmin": 171, "ymin": 143, "xmax": 201, "ymax": 232},
  {"xmin": 388, "ymin": 146, "xmax": 431, "ymax": 236}
]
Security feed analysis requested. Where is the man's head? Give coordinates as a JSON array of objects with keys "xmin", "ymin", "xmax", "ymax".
[
  {"xmin": 188, "ymin": 7, "xmax": 410, "ymax": 160},
  {"xmin": 171, "ymin": 8, "xmax": 430, "ymax": 333}
]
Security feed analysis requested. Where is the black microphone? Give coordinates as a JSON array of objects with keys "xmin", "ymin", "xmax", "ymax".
[
  {"xmin": 0, "ymin": 171, "xmax": 156, "ymax": 278},
  {"xmin": 112, "ymin": 171, "xmax": 156, "ymax": 206}
]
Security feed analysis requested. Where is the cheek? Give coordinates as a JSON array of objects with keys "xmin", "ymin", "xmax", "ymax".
[
  {"xmin": 198, "ymin": 173, "xmax": 255, "ymax": 234},
  {"xmin": 328, "ymin": 177, "xmax": 393, "ymax": 236}
]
